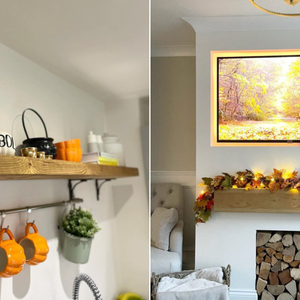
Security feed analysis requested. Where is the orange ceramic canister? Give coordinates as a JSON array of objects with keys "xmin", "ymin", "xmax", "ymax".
[
  {"xmin": 55, "ymin": 139, "xmax": 82, "ymax": 162},
  {"xmin": 0, "ymin": 228, "xmax": 26, "ymax": 278},
  {"xmin": 19, "ymin": 223, "xmax": 49, "ymax": 266}
]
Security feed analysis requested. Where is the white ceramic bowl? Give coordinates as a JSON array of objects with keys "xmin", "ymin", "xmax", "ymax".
[{"xmin": 0, "ymin": 131, "xmax": 15, "ymax": 156}]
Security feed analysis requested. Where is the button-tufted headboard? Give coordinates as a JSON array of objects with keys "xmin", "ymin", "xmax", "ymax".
[{"xmin": 151, "ymin": 183, "xmax": 184, "ymax": 221}]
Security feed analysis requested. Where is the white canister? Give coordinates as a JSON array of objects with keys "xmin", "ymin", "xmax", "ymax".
[
  {"xmin": 0, "ymin": 131, "xmax": 15, "ymax": 156},
  {"xmin": 87, "ymin": 131, "xmax": 98, "ymax": 153},
  {"xmin": 96, "ymin": 135, "xmax": 104, "ymax": 152},
  {"xmin": 103, "ymin": 135, "xmax": 125, "ymax": 166}
]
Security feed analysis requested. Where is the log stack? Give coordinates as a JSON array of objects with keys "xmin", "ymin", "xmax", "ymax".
[{"xmin": 257, "ymin": 232, "xmax": 300, "ymax": 300}]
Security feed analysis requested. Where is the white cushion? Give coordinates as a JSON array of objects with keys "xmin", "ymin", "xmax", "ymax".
[
  {"xmin": 151, "ymin": 184, "xmax": 184, "ymax": 220},
  {"xmin": 151, "ymin": 246, "xmax": 181, "ymax": 275},
  {"xmin": 151, "ymin": 207, "xmax": 178, "ymax": 251}
]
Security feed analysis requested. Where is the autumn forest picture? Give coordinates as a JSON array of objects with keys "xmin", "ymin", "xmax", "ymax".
[{"xmin": 218, "ymin": 55, "xmax": 300, "ymax": 142}]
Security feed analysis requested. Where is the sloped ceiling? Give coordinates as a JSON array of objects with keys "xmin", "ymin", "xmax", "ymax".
[{"xmin": 0, "ymin": 0, "xmax": 149, "ymax": 102}]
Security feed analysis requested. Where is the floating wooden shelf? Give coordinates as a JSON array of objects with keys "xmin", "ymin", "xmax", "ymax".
[
  {"xmin": 0, "ymin": 156, "xmax": 138, "ymax": 180},
  {"xmin": 214, "ymin": 189, "xmax": 300, "ymax": 214}
]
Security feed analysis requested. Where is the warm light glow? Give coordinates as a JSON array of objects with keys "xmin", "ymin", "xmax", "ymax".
[
  {"xmin": 241, "ymin": 177, "xmax": 244, "ymax": 181},
  {"xmin": 271, "ymin": 178, "xmax": 275, "ymax": 182},
  {"xmin": 211, "ymin": 50, "xmax": 300, "ymax": 147}
]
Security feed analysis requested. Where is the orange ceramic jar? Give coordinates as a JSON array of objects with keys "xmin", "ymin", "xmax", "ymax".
[
  {"xmin": 0, "ymin": 228, "xmax": 26, "ymax": 278},
  {"xmin": 19, "ymin": 223, "xmax": 49, "ymax": 266},
  {"xmin": 55, "ymin": 139, "xmax": 82, "ymax": 162}
]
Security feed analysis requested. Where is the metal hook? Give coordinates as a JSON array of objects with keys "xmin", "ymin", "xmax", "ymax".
[
  {"xmin": 1, "ymin": 213, "xmax": 6, "ymax": 229},
  {"xmin": 26, "ymin": 208, "xmax": 35, "ymax": 224}
]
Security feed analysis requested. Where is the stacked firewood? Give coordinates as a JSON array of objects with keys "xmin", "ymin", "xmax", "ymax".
[{"xmin": 257, "ymin": 232, "xmax": 300, "ymax": 300}]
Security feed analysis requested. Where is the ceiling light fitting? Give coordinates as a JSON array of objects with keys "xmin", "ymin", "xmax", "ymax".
[{"xmin": 249, "ymin": 0, "xmax": 300, "ymax": 16}]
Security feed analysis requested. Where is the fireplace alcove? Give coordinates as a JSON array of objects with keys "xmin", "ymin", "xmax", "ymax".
[
  {"xmin": 214, "ymin": 189, "xmax": 300, "ymax": 300},
  {"xmin": 195, "ymin": 189, "xmax": 300, "ymax": 299},
  {"xmin": 256, "ymin": 230, "xmax": 300, "ymax": 300}
]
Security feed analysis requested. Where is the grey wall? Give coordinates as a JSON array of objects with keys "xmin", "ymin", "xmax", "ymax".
[
  {"xmin": 151, "ymin": 57, "xmax": 196, "ymax": 172},
  {"xmin": 151, "ymin": 56, "xmax": 196, "ymax": 269}
]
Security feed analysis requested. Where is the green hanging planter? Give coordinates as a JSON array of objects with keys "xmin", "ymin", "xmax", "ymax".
[
  {"xmin": 62, "ymin": 231, "xmax": 93, "ymax": 264},
  {"xmin": 61, "ymin": 207, "xmax": 101, "ymax": 264}
]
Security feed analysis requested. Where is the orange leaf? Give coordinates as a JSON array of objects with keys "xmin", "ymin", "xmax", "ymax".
[
  {"xmin": 245, "ymin": 182, "xmax": 254, "ymax": 191},
  {"xmin": 269, "ymin": 181, "xmax": 280, "ymax": 194},
  {"xmin": 271, "ymin": 169, "xmax": 283, "ymax": 179}
]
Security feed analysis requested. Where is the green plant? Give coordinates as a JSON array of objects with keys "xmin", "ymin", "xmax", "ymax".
[{"xmin": 62, "ymin": 207, "xmax": 101, "ymax": 238}]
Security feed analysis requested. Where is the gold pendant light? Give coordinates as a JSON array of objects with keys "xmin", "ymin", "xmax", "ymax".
[
  {"xmin": 249, "ymin": 0, "xmax": 300, "ymax": 16},
  {"xmin": 285, "ymin": 0, "xmax": 299, "ymax": 6}
]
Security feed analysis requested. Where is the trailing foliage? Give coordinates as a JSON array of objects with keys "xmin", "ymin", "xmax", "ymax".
[
  {"xmin": 195, "ymin": 168, "xmax": 300, "ymax": 223},
  {"xmin": 62, "ymin": 207, "xmax": 101, "ymax": 238}
]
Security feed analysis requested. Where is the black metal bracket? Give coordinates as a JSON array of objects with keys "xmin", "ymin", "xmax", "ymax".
[
  {"xmin": 95, "ymin": 179, "xmax": 112, "ymax": 201},
  {"xmin": 68, "ymin": 179, "xmax": 113, "ymax": 201},
  {"xmin": 68, "ymin": 179, "xmax": 88, "ymax": 200}
]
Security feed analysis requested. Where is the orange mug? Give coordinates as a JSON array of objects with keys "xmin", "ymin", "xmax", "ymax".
[
  {"xmin": 19, "ymin": 223, "xmax": 49, "ymax": 266},
  {"xmin": 0, "ymin": 228, "xmax": 26, "ymax": 278}
]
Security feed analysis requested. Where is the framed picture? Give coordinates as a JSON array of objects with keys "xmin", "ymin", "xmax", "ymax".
[{"xmin": 211, "ymin": 49, "xmax": 300, "ymax": 147}]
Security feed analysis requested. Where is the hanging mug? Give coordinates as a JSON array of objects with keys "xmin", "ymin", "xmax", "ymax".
[
  {"xmin": 19, "ymin": 223, "xmax": 49, "ymax": 266},
  {"xmin": 0, "ymin": 228, "xmax": 26, "ymax": 278}
]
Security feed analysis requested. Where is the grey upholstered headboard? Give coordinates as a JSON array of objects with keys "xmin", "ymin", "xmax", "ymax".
[{"xmin": 151, "ymin": 183, "xmax": 184, "ymax": 220}]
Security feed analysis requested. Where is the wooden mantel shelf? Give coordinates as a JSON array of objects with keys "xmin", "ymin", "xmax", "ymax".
[
  {"xmin": 0, "ymin": 156, "xmax": 138, "ymax": 180},
  {"xmin": 214, "ymin": 189, "xmax": 300, "ymax": 214}
]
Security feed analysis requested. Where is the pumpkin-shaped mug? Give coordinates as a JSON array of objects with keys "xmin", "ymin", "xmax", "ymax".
[
  {"xmin": 0, "ymin": 228, "xmax": 26, "ymax": 278},
  {"xmin": 19, "ymin": 223, "xmax": 49, "ymax": 266}
]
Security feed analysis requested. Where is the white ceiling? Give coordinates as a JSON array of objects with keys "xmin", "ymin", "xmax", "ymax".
[
  {"xmin": 151, "ymin": 0, "xmax": 266, "ymax": 47},
  {"xmin": 0, "ymin": 0, "xmax": 149, "ymax": 102}
]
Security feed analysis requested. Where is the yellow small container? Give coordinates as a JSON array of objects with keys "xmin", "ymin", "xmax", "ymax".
[{"xmin": 117, "ymin": 293, "xmax": 143, "ymax": 300}]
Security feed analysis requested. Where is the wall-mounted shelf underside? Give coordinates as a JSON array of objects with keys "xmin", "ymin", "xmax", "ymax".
[
  {"xmin": 0, "ymin": 156, "xmax": 138, "ymax": 180},
  {"xmin": 214, "ymin": 189, "xmax": 300, "ymax": 214}
]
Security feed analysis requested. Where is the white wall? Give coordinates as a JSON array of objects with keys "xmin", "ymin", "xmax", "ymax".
[
  {"xmin": 185, "ymin": 16, "xmax": 300, "ymax": 299},
  {"xmin": 105, "ymin": 98, "xmax": 149, "ymax": 298},
  {"xmin": 0, "ymin": 41, "xmax": 142, "ymax": 300}
]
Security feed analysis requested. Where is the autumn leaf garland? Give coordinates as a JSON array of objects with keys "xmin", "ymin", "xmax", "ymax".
[{"xmin": 195, "ymin": 169, "xmax": 300, "ymax": 224}]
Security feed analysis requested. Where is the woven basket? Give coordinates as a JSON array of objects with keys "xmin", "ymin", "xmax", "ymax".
[{"xmin": 151, "ymin": 265, "xmax": 231, "ymax": 300}]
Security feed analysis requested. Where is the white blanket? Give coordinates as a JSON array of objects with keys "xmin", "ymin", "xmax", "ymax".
[
  {"xmin": 157, "ymin": 268, "xmax": 229, "ymax": 300},
  {"xmin": 157, "ymin": 284, "xmax": 229, "ymax": 300}
]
